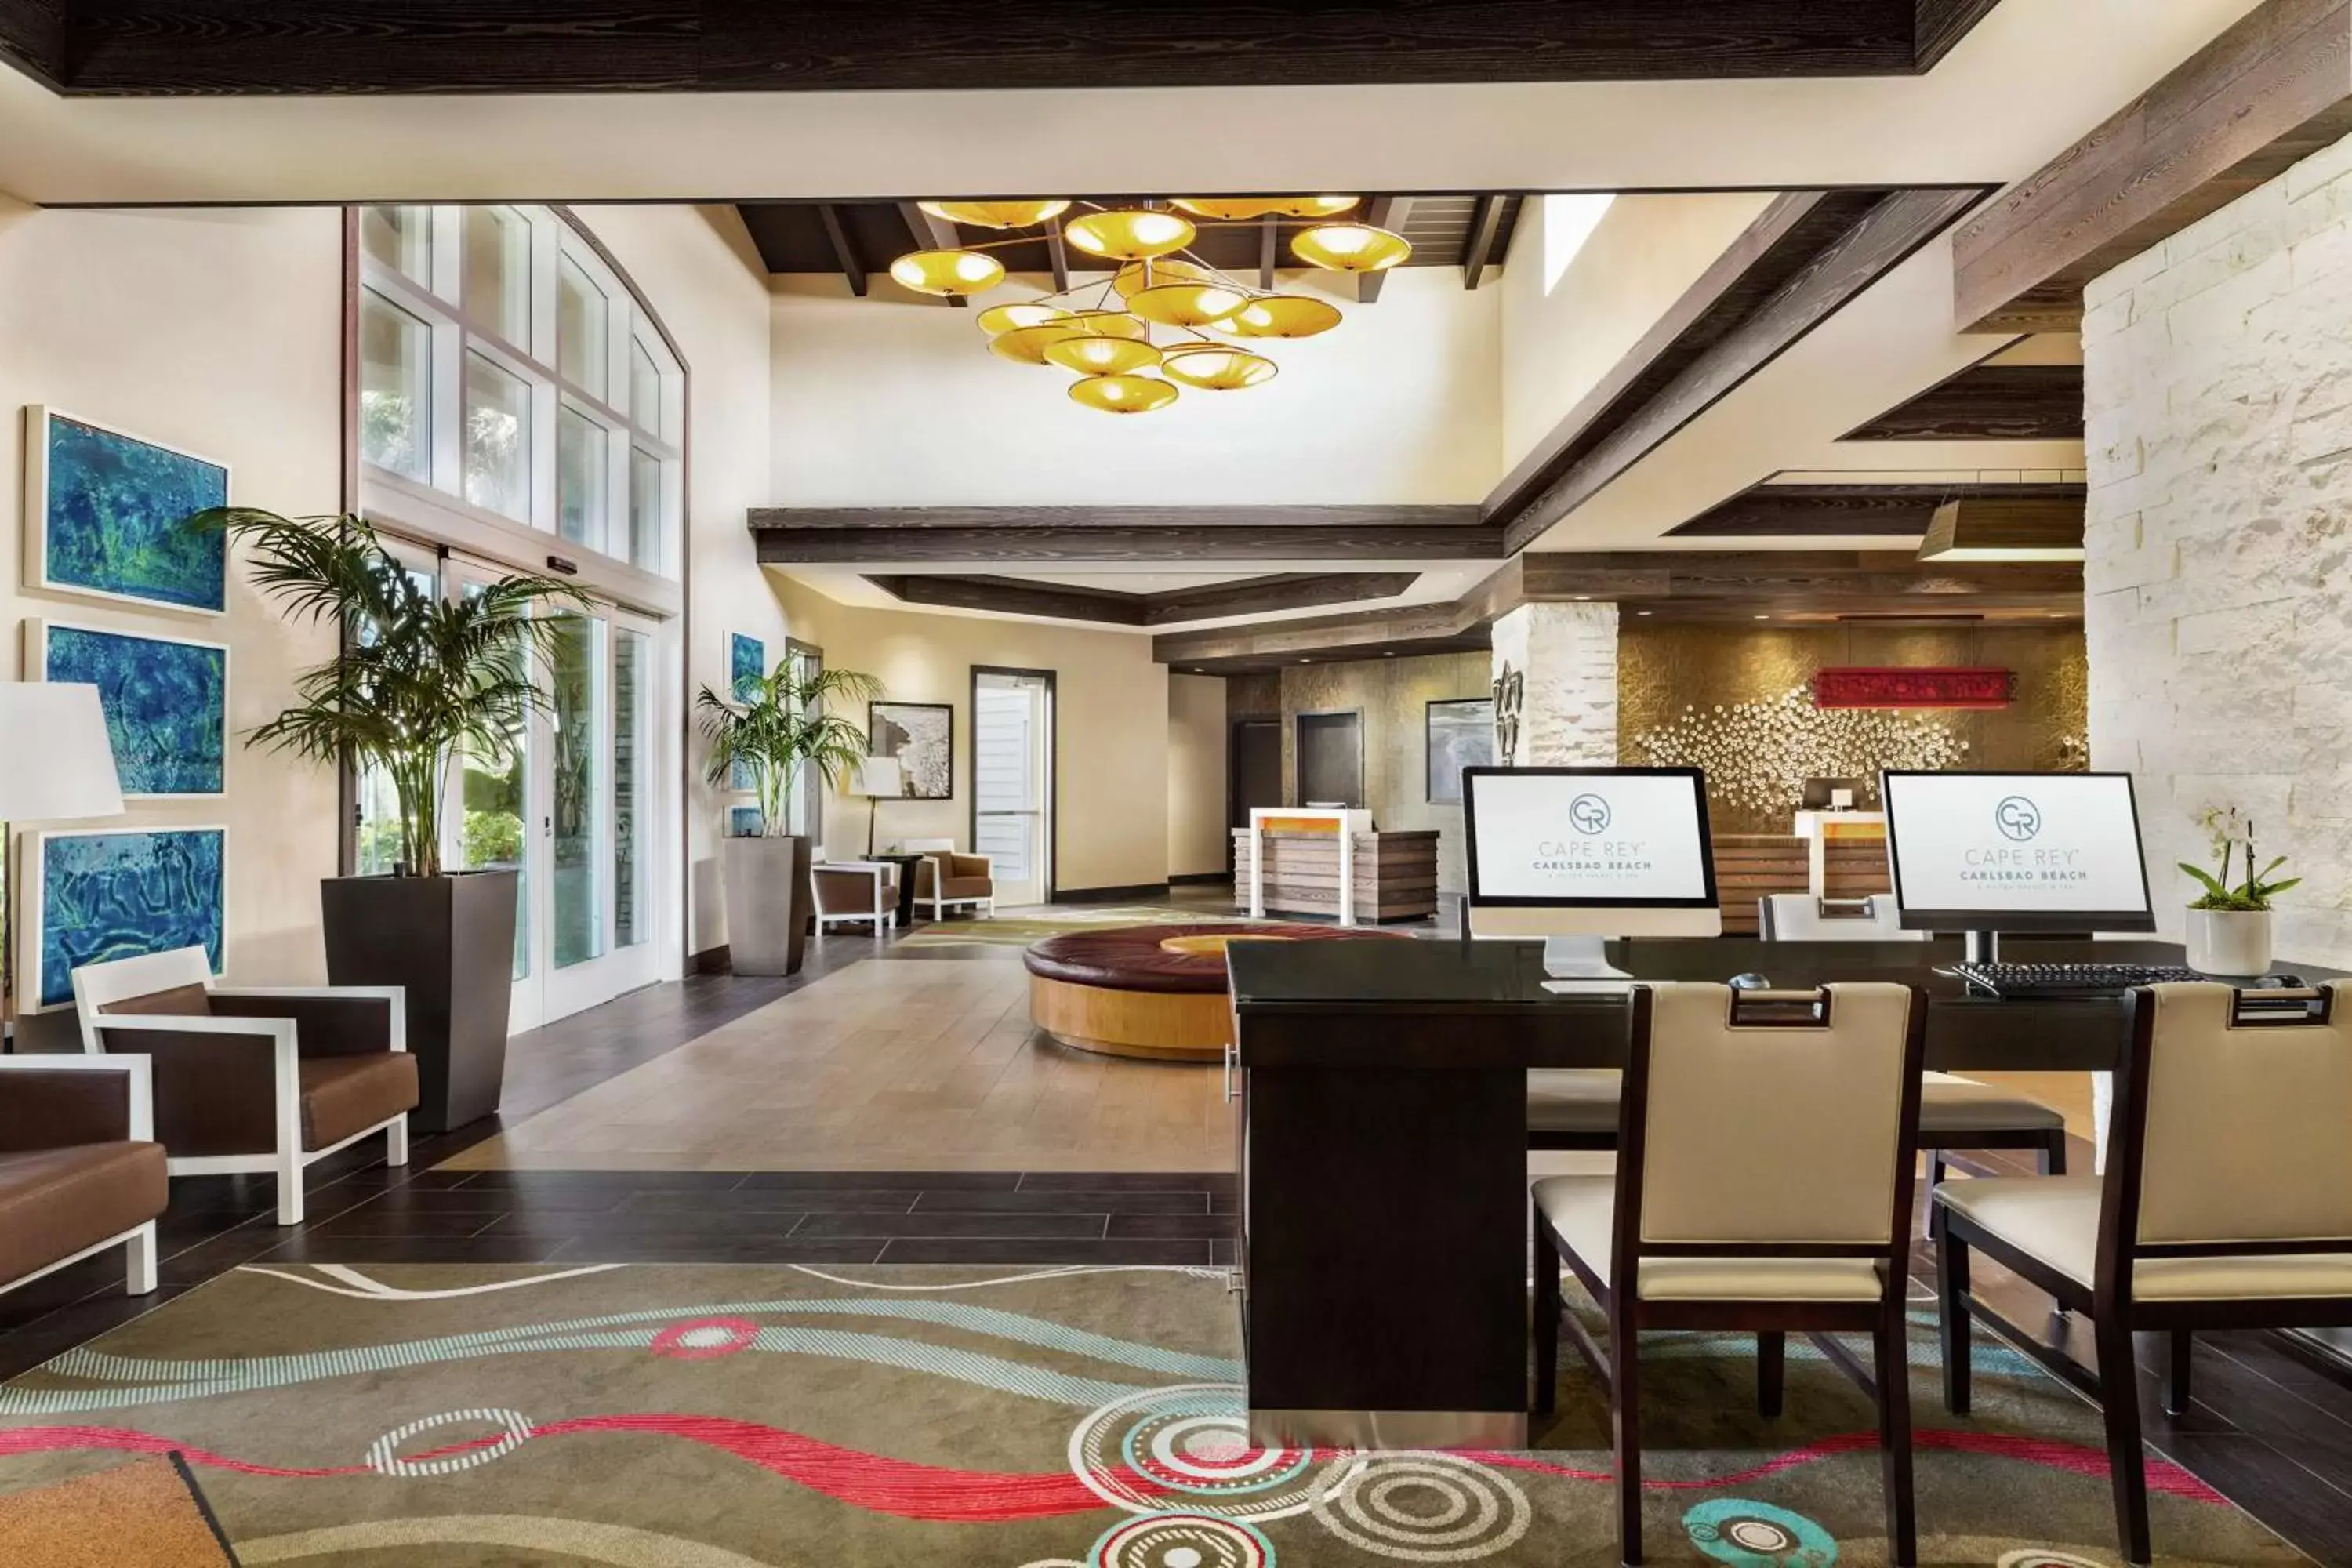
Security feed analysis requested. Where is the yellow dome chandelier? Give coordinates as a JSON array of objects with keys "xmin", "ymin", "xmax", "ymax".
[{"xmin": 886, "ymin": 195, "xmax": 1414, "ymax": 415}]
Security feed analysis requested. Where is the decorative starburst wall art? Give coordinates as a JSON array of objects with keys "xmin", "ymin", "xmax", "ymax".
[{"xmin": 1632, "ymin": 685, "xmax": 1969, "ymax": 815}]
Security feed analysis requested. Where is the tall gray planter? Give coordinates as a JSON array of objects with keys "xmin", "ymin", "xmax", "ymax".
[
  {"xmin": 722, "ymin": 835, "xmax": 813, "ymax": 976},
  {"xmin": 321, "ymin": 868, "xmax": 518, "ymax": 1134}
]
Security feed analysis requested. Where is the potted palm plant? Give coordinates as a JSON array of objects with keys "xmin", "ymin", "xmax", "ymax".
[
  {"xmin": 2179, "ymin": 806, "xmax": 2299, "ymax": 976},
  {"xmin": 192, "ymin": 507, "xmax": 583, "ymax": 1131},
  {"xmin": 698, "ymin": 662, "xmax": 880, "ymax": 975}
]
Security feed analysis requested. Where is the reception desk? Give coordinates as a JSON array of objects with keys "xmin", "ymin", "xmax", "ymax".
[
  {"xmin": 1225, "ymin": 935, "xmax": 2336, "ymax": 1450},
  {"xmin": 1233, "ymin": 808, "xmax": 1439, "ymax": 924}
]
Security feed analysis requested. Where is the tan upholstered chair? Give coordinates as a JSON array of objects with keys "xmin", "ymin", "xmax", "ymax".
[
  {"xmin": 0, "ymin": 1054, "xmax": 166, "ymax": 1301},
  {"xmin": 812, "ymin": 855, "xmax": 898, "ymax": 934},
  {"xmin": 1936, "ymin": 980, "xmax": 2352, "ymax": 1566},
  {"xmin": 1534, "ymin": 981, "xmax": 1928, "ymax": 1567},
  {"xmin": 903, "ymin": 837, "xmax": 995, "ymax": 920},
  {"xmin": 71, "ymin": 947, "xmax": 416, "ymax": 1226}
]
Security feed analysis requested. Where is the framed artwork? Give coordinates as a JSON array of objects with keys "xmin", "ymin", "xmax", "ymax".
[
  {"xmin": 28, "ymin": 619, "xmax": 230, "ymax": 798},
  {"xmin": 1426, "ymin": 697, "xmax": 1496, "ymax": 804},
  {"xmin": 869, "ymin": 701, "xmax": 953, "ymax": 800},
  {"xmin": 728, "ymin": 805, "xmax": 764, "ymax": 837},
  {"xmin": 20, "ymin": 826, "xmax": 227, "ymax": 1012},
  {"xmin": 729, "ymin": 631, "xmax": 766, "ymax": 702},
  {"xmin": 24, "ymin": 407, "xmax": 230, "ymax": 615}
]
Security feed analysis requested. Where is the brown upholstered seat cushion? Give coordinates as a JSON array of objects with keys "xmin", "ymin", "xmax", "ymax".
[
  {"xmin": 299, "ymin": 1054, "xmax": 419, "ymax": 1149},
  {"xmin": 938, "ymin": 875, "xmax": 994, "ymax": 900},
  {"xmin": 0, "ymin": 1142, "xmax": 167, "ymax": 1286},
  {"xmin": 1024, "ymin": 923, "xmax": 1409, "ymax": 994}
]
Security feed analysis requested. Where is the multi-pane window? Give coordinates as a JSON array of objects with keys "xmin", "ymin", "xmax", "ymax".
[{"xmin": 353, "ymin": 204, "xmax": 684, "ymax": 579}]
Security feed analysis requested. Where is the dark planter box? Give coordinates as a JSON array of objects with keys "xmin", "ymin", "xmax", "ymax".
[{"xmin": 321, "ymin": 868, "xmax": 518, "ymax": 1134}]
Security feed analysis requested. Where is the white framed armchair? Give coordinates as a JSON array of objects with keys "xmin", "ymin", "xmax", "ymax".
[
  {"xmin": 812, "ymin": 854, "xmax": 898, "ymax": 935},
  {"xmin": 70, "ymin": 947, "xmax": 416, "ymax": 1226},
  {"xmin": 0, "ymin": 1053, "xmax": 165, "ymax": 1301},
  {"xmin": 902, "ymin": 837, "xmax": 996, "ymax": 920}
]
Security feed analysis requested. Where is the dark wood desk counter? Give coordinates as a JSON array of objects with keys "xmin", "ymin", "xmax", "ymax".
[{"xmin": 1224, "ymin": 935, "xmax": 2336, "ymax": 1450}]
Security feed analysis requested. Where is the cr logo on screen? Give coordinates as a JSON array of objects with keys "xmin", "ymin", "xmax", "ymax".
[
  {"xmin": 1568, "ymin": 794, "xmax": 1612, "ymax": 835},
  {"xmin": 1994, "ymin": 796, "xmax": 2042, "ymax": 842}
]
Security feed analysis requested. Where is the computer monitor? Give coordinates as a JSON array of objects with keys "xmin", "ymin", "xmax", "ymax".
[
  {"xmin": 1462, "ymin": 766, "xmax": 1722, "ymax": 980},
  {"xmin": 1801, "ymin": 776, "xmax": 1871, "ymax": 811},
  {"xmin": 1879, "ymin": 771, "xmax": 2157, "ymax": 951}
]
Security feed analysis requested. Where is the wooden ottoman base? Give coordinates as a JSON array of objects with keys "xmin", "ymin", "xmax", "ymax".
[{"xmin": 1029, "ymin": 974, "xmax": 1231, "ymax": 1062}]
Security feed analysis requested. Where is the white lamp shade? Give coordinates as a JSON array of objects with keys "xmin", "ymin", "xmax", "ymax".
[
  {"xmin": 855, "ymin": 757, "xmax": 905, "ymax": 798},
  {"xmin": 0, "ymin": 683, "xmax": 125, "ymax": 822}
]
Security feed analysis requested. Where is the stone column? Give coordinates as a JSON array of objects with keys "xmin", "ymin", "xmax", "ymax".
[{"xmin": 1490, "ymin": 601, "xmax": 1620, "ymax": 766}]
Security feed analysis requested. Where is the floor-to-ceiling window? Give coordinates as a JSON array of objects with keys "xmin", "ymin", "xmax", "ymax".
[{"xmin": 350, "ymin": 204, "xmax": 683, "ymax": 1027}]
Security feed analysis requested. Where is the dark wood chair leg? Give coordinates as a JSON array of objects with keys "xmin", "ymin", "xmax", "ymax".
[
  {"xmin": 1534, "ymin": 1208, "xmax": 1560, "ymax": 1420},
  {"xmin": 2042, "ymin": 1128, "xmax": 2068, "ymax": 1177},
  {"xmin": 1926, "ymin": 1150, "xmax": 1947, "ymax": 1240},
  {"xmin": 1938, "ymin": 1228, "xmax": 1972, "ymax": 1415},
  {"xmin": 2166, "ymin": 1330, "xmax": 2192, "ymax": 1417},
  {"xmin": 1613, "ymin": 1307, "xmax": 1642, "ymax": 1566},
  {"xmin": 2094, "ymin": 1316, "xmax": 2154, "ymax": 1565},
  {"xmin": 1757, "ymin": 1330, "xmax": 1785, "ymax": 1418},
  {"xmin": 1875, "ymin": 1295, "xmax": 1918, "ymax": 1568}
]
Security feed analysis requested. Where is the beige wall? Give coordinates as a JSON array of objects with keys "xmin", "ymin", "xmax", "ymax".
[
  {"xmin": 769, "ymin": 267, "xmax": 1501, "ymax": 505},
  {"xmin": 2, "ymin": 203, "xmax": 344, "ymax": 1001},
  {"xmin": 1279, "ymin": 651, "xmax": 1490, "ymax": 895},
  {"xmin": 767, "ymin": 575, "xmax": 1173, "ymax": 895},
  {"xmin": 1498, "ymin": 193, "xmax": 1775, "ymax": 476},
  {"xmin": 577, "ymin": 205, "xmax": 781, "ymax": 958},
  {"xmin": 1167, "ymin": 673, "xmax": 1228, "ymax": 879}
]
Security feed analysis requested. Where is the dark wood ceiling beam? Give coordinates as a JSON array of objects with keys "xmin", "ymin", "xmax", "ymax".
[
  {"xmin": 1156, "ymin": 601, "xmax": 1490, "ymax": 670},
  {"xmin": 1490, "ymin": 186, "xmax": 1988, "ymax": 553},
  {"xmin": 1357, "ymin": 195, "xmax": 1409, "ymax": 303},
  {"xmin": 1461, "ymin": 194, "xmax": 1504, "ymax": 289},
  {"xmin": 866, "ymin": 570, "xmax": 1421, "ymax": 626},
  {"xmin": 896, "ymin": 201, "xmax": 968, "ymax": 308},
  {"xmin": 751, "ymin": 505, "xmax": 1497, "ymax": 564},
  {"xmin": 815, "ymin": 202, "xmax": 866, "ymax": 298},
  {"xmin": 869, "ymin": 574, "xmax": 1148, "ymax": 625},
  {"xmin": 1669, "ymin": 481, "xmax": 2086, "ymax": 539},
  {"xmin": 49, "ymin": 2, "xmax": 1992, "ymax": 96},
  {"xmin": 1515, "ymin": 548, "xmax": 2082, "ymax": 603},
  {"xmin": 1842, "ymin": 362, "xmax": 2084, "ymax": 440},
  {"xmin": 1954, "ymin": 0, "xmax": 2352, "ymax": 333},
  {"xmin": 1142, "ymin": 572, "xmax": 1417, "ymax": 624},
  {"xmin": 1919, "ymin": 495, "xmax": 2085, "ymax": 558},
  {"xmin": 0, "ymin": 0, "xmax": 66, "ymax": 87}
]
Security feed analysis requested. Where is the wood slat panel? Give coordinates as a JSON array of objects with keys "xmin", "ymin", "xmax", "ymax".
[{"xmin": 1843, "ymin": 363, "xmax": 2085, "ymax": 441}]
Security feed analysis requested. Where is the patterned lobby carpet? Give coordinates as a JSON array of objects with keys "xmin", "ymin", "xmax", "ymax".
[
  {"xmin": 895, "ymin": 904, "xmax": 1273, "ymax": 950},
  {"xmin": 0, "ymin": 1454, "xmax": 237, "ymax": 1565},
  {"xmin": 0, "ymin": 1263, "xmax": 2299, "ymax": 1566}
]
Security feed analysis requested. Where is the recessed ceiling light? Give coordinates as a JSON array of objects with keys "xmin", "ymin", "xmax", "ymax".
[
  {"xmin": 1636, "ymin": 609, "xmax": 1653, "ymax": 616},
  {"xmin": 1754, "ymin": 614, "xmax": 1769, "ymax": 620},
  {"xmin": 1573, "ymin": 594, "xmax": 1591, "ymax": 601},
  {"xmin": 1383, "ymin": 650, "xmax": 1396, "ymax": 656},
  {"xmin": 1300, "ymin": 657, "xmax": 1312, "ymax": 663}
]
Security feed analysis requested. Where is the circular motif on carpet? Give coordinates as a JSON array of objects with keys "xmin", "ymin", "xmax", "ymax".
[
  {"xmin": 1088, "ymin": 1512, "xmax": 1275, "ymax": 1568},
  {"xmin": 1071, "ymin": 1384, "xmax": 1330, "ymax": 1523},
  {"xmin": 650, "ymin": 1317, "xmax": 762, "ymax": 1360},
  {"xmin": 1309, "ymin": 1452, "xmax": 1531, "ymax": 1562},
  {"xmin": 1682, "ymin": 1497, "xmax": 1838, "ymax": 1567},
  {"xmin": 365, "ymin": 1407, "xmax": 535, "ymax": 1479}
]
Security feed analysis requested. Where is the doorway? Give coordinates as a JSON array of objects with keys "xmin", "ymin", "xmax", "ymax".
[
  {"xmin": 1295, "ymin": 710, "xmax": 1366, "ymax": 808},
  {"xmin": 1228, "ymin": 718, "xmax": 1282, "ymax": 871},
  {"xmin": 971, "ymin": 666, "xmax": 1055, "ymax": 907}
]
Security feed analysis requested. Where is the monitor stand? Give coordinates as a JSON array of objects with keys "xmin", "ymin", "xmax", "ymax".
[
  {"xmin": 1541, "ymin": 935, "xmax": 1632, "ymax": 993},
  {"xmin": 1962, "ymin": 930, "xmax": 2001, "ymax": 964}
]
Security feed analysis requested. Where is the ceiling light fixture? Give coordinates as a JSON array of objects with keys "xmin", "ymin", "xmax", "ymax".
[{"xmin": 891, "ymin": 194, "xmax": 1411, "ymax": 415}]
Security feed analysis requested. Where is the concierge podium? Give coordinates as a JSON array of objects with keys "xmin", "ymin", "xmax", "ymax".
[{"xmin": 1233, "ymin": 808, "xmax": 1439, "ymax": 925}]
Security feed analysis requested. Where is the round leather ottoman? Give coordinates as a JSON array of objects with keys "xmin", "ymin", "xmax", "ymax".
[{"xmin": 1024, "ymin": 923, "xmax": 1407, "ymax": 1062}]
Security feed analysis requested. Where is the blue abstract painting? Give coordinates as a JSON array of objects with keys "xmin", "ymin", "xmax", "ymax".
[
  {"xmin": 41, "ymin": 622, "xmax": 227, "ymax": 797},
  {"xmin": 730, "ymin": 632, "xmax": 765, "ymax": 702},
  {"xmin": 729, "ymin": 806, "xmax": 764, "ymax": 837},
  {"xmin": 34, "ymin": 828, "xmax": 227, "ymax": 1009},
  {"xmin": 34, "ymin": 412, "xmax": 229, "ymax": 613}
]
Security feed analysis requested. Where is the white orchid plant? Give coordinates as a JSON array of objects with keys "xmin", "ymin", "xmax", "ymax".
[{"xmin": 2179, "ymin": 805, "xmax": 2299, "ymax": 913}]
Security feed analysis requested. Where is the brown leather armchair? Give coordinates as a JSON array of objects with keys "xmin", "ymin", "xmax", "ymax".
[
  {"xmin": 0, "ymin": 1054, "xmax": 166, "ymax": 1299},
  {"xmin": 904, "ymin": 839, "xmax": 996, "ymax": 920},
  {"xmin": 70, "ymin": 947, "xmax": 417, "ymax": 1226}
]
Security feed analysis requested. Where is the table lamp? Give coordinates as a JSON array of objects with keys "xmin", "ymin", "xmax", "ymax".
[
  {"xmin": 854, "ymin": 756, "xmax": 904, "ymax": 857},
  {"xmin": 0, "ymin": 683, "xmax": 125, "ymax": 1020}
]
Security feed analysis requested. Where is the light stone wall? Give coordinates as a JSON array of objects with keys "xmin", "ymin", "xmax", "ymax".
[
  {"xmin": 1490, "ymin": 602, "xmax": 1620, "ymax": 767},
  {"xmin": 2083, "ymin": 126, "xmax": 2352, "ymax": 965}
]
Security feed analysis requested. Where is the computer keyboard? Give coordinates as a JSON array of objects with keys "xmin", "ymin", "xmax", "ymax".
[{"xmin": 1947, "ymin": 961, "xmax": 2228, "ymax": 997}]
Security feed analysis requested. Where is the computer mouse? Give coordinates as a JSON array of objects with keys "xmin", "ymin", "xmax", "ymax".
[{"xmin": 1728, "ymin": 973, "xmax": 1771, "ymax": 991}]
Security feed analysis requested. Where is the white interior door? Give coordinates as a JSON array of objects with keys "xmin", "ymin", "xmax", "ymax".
[{"xmin": 973, "ymin": 670, "xmax": 1052, "ymax": 907}]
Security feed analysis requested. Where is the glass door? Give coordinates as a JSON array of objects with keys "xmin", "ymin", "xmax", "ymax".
[{"xmin": 972, "ymin": 669, "xmax": 1053, "ymax": 907}]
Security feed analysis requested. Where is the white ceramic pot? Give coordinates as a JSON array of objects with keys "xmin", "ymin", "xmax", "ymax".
[{"xmin": 2184, "ymin": 908, "xmax": 2274, "ymax": 977}]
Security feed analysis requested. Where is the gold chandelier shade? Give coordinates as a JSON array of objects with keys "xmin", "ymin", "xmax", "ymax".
[
  {"xmin": 889, "ymin": 248, "xmax": 1007, "ymax": 297},
  {"xmin": 1171, "ymin": 195, "xmax": 1361, "ymax": 220},
  {"xmin": 918, "ymin": 199, "xmax": 1071, "ymax": 230},
  {"xmin": 1058, "ymin": 309, "xmax": 1151, "ymax": 341},
  {"xmin": 1128, "ymin": 280, "xmax": 1248, "ymax": 328},
  {"xmin": 1044, "ymin": 336, "xmax": 1164, "ymax": 376},
  {"xmin": 1160, "ymin": 344, "xmax": 1279, "ymax": 390},
  {"xmin": 975, "ymin": 302, "xmax": 1073, "ymax": 336},
  {"xmin": 1290, "ymin": 223, "xmax": 1412, "ymax": 273},
  {"xmin": 988, "ymin": 323, "xmax": 1082, "ymax": 365},
  {"xmin": 1069, "ymin": 374, "xmax": 1179, "ymax": 414},
  {"xmin": 1223, "ymin": 293, "xmax": 1344, "ymax": 339},
  {"xmin": 1063, "ymin": 209, "xmax": 1196, "ymax": 261},
  {"xmin": 1113, "ymin": 257, "xmax": 1218, "ymax": 299}
]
